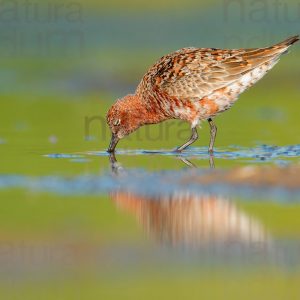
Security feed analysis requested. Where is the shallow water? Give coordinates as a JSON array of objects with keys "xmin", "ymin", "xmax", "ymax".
[
  {"xmin": 1, "ymin": 144, "xmax": 300, "ymax": 200},
  {"xmin": 83, "ymin": 144, "xmax": 300, "ymax": 163},
  {"xmin": 1, "ymin": 146, "xmax": 300, "ymax": 299},
  {"xmin": 2, "ymin": 106, "xmax": 300, "ymax": 299}
]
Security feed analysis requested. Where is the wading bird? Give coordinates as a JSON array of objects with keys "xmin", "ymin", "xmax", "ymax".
[{"xmin": 107, "ymin": 35, "xmax": 299, "ymax": 153}]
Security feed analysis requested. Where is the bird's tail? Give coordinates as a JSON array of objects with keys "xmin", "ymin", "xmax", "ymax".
[
  {"xmin": 274, "ymin": 35, "xmax": 299, "ymax": 48},
  {"xmin": 260, "ymin": 35, "xmax": 299, "ymax": 58}
]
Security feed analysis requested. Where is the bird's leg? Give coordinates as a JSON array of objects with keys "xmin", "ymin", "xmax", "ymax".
[
  {"xmin": 178, "ymin": 157, "xmax": 197, "ymax": 168},
  {"xmin": 208, "ymin": 118, "xmax": 217, "ymax": 154},
  {"xmin": 109, "ymin": 152, "xmax": 124, "ymax": 175},
  {"xmin": 176, "ymin": 127, "xmax": 198, "ymax": 152},
  {"xmin": 209, "ymin": 155, "xmax": 215, "ymax": 169}
]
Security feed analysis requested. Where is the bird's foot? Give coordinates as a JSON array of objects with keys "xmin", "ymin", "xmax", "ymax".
[
  {"xmin": 174, "ymin": 147, "xmax": 183, "ymax": 153},
  {"xmin": 173, "ymin": 148, "xmax": 183, "ymax": 155}
]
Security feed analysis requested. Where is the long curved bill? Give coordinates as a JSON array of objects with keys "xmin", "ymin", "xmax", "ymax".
[{"xmin": 107, "ymin": 134, "xmax": 120, "ymax": 153}]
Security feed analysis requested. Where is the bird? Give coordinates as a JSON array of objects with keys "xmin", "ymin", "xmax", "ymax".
[{"xmin": 107, "ymin": 35, "xmax": 299, "ymax": 153}]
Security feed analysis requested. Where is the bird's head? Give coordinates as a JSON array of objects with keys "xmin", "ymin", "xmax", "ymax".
[{"xmin": 106, "ymin": 94, "xmax": 142, "ymax": 152}]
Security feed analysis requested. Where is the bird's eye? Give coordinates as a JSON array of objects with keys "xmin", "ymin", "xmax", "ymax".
[{"xmin": 113, "ymin": 119, "xmax": 121, "ymax": 126}]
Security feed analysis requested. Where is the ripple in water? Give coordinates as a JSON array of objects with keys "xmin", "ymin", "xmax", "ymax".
[{"xmin": 81, "ymin": 144, "xmax": 300, "ymax": 162}]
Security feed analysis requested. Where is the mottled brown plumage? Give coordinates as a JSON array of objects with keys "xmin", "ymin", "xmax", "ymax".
[{"xmin": 107, "ymin": 35, "xmax": 299, "ymax": 153}]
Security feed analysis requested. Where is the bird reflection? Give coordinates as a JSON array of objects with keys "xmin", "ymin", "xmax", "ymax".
[
  {"xmin": 108, "ymin": 153, "xmax": 270, "ymax": 249},
  {"xmin": 108, "ymin": 151, "xmax": 215, "ymax": 170},
  {"xmin": 111, "ymin": 191, "xmax": 269, "ymax": 248}
]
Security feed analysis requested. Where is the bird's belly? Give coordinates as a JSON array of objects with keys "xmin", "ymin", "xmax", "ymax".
[
  {"xmin": 163, "ymin": 93, "xmax": 236, "ymax": 124},
  {"xmin": 197, "ymin": 93, "xmax": 236, "ymax": 120},
  {"xmin": 196, "ymin": 85, "xmax": 241, "ymax": 120}
]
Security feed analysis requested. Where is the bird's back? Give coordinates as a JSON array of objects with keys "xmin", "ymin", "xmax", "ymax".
[{"xmin": 136, "ymin": 35, "xmax": 299, "ymax": 123}]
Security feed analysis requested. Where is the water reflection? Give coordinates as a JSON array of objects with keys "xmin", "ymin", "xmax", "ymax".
[
  {"xmin": 108, "ymin": 150, "xmax": 215, "ymax": 171},
  {"xmin": 111, "ymin": 190, "xmax": 270, "ymax": 249},
  {"xmin": 109, "ymin": 153, "xmax": 270, "ymax": 249}
]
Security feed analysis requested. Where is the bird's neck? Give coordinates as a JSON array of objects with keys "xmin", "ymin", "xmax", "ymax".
[{"xmin": 128, "ymin": 94, "xmax": 166, "ymax": 126}]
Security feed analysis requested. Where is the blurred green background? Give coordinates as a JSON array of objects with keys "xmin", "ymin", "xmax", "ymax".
[{"xmin": 0, "ymin": 0, "xmax": 300, "ymax": 299}]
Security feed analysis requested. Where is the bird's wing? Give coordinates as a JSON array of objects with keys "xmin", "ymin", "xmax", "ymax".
[{"xmin": 149, "ymin": 42, "xmax": 292, "ymax": 101}]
